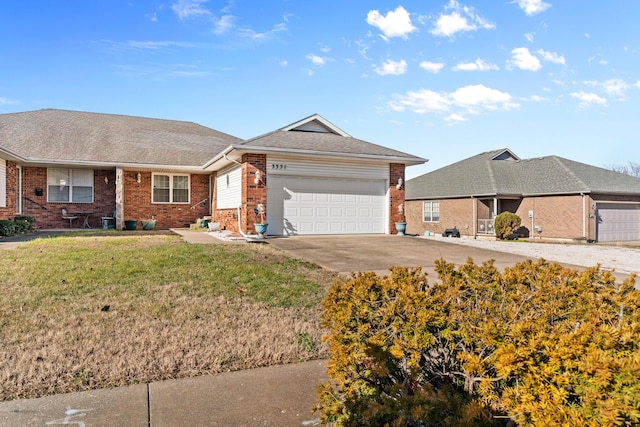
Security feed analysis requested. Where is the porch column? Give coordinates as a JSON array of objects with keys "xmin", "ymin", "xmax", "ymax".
[{"xmin": 115, "ymin": 167, "xmax": 124, "ymax": 230}]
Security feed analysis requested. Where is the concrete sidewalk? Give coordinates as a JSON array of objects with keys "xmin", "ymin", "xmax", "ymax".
[{"xmin": 0, "ymin": 360, "xmax": 327, "ymax": 426}]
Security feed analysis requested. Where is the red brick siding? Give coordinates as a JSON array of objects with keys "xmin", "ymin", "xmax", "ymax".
[
  {"xmin": 0, "ymin": 161, "xmax": 18, "ymax": 220},
  {"xmin": 406, "ymin": 198, "xmax": 475, "ymax": 236},
  {"xmin": 240, "ymin": 153, "xmax": 267, "ymax": 234},
  {"xmin": 123, "ymin": 171, "xmax": 211, "ymax": 229},
  {"xmin": 16, "ymin": 167, "xmax": 116, "ymax": 229},
  {"xmin": 407, "ymin": 194, "xmax": 599, "ymax": 240},
  {"xmin": 514, "ymin": 195, "xmax": 584, "ymax": 240},
  {"xmin": 389, "ymin": 163, "xmax": 405, "ymax": 234}
]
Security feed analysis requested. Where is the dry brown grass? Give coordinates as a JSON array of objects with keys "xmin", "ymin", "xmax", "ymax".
[{"xmin": 0, "ymin": 233, "xmax": 337, "ymax": 401}]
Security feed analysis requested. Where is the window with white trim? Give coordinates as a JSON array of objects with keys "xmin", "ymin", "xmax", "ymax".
[
  {"xmin": 47, "ymin": 168, "xmax": 94, "ymax": 203},
  {"xmin": 153, "ymin": 173, "xmax": 190, "ymax": 203},
  {"xmin": 423, "ymin": 201, "xmax": 440, "ymax": 222}
]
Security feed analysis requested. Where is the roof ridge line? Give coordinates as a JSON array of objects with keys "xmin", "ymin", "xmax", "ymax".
[{"xmin": 551, "ymin": 156, "xmax": 589, "ymax": 191}]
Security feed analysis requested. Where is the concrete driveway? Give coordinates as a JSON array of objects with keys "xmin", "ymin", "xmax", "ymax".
[{"xmin": 267, "ymin": 234, "xmax": 543, "ymax": 279}]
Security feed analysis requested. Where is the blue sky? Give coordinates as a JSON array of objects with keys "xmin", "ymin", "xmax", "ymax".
[{"xmin": 1, "ymin": 0, "xmax": 638, "ymax": 178}]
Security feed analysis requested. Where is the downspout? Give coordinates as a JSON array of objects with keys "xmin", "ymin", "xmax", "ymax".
[
  {"xmin": 581, "ymin": 193, "xmax": 586, "ymax": 240},
  {"xmin": 237, "ymin": 205, "xmax": 259, "ymax": 239},
  {"xmin": 472, "ymin": 197, "xmax": 477, "ymax": 238}
]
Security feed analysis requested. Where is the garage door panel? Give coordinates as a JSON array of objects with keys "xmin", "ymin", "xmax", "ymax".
[
  {"xmin": 597, "ymin": 204, "xmax": 640, "ymax": 242},
  {"xmin": 267, "ymin": 176, "xmax": 386, "ymax": 235}
]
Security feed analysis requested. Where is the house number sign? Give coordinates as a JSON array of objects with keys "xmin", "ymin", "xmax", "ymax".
[{"xmin": 270, "ymin": 163, "xmax": 287, "ymax": 170}]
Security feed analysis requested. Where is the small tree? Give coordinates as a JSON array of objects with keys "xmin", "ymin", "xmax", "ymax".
[{"xmin": 493, "ymin": 211, "xmax": 521, "ymax": 240}]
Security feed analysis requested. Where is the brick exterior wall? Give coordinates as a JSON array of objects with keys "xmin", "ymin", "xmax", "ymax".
[
  {"xmin": 240, "ymin": 153, "xmax": 267, "ymax": 235},
  {"xmin": 406, "ymin": 198, "xmax": 476, "ymax": 237},
  {"xmin": 15, "ymin": 167, "xmax": 116, "ymax": 229},
  {"xmin": 406, "ymin": 194, "xmax": 609, "ymax": 240},
  {"xmin": 389, "ymin": 163, "xmax": 406, "ymax": 234},
  {"xmin": 2, "ymin": 166, "xmax": 210, "ymax": 230},
  {"xmin": 0, "ymin": 161, "xmax": 17, "ymax": 220},
  {"xmin": 122, "ymin": 171, "xmax": 211, "ymax": 229}
]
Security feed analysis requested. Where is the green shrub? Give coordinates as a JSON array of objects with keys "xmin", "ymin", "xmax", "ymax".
[
  {"xmin": 493, "ymin": 211, "xmax": 521, "ymax": 239},
  {"xmin": 316, "ymin": 260, "xmax": 639, "ymax": 426},
  {"xmin": 0, "ymin": 220, "xmax": 16, "ymax": 237}
]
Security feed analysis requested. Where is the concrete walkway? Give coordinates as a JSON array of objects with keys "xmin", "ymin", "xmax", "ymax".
[{"xmin": 0, "ymin": 361, "xmax": 327, "ymax": 426}]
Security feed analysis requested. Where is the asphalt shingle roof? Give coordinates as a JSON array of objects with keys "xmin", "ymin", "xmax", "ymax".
[
  {"xmin": 240, "ymin": 129, "xmax": 424, "ymax": 162},
  {"xmin": 406, "ymin": 148, "xmax": 640, "ymax": 199},
  {"xmin": 0, "ymin": 109, "xmax": 242, "ymax": 167}
]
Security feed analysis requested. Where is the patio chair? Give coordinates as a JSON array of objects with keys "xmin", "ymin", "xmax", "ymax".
[
  {"xmin": 61, "ymin": 208, "xmax": 78, "ymax": 228},
  {"xmin": 101, "ymin": 210, "xmax": 116, "ymax": 229}
]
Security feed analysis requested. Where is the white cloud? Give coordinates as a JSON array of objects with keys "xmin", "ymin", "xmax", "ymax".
[
  {"xmin": 431, "ymin": 0, "xmax": 495, "ymax": 37},
  {"xmin": 537, "ymin": 49, "xmax": 565, "ymax": 65},
  {"xmin": 389, "ymin": 84, "xmax": 517, "ymax": 121},
  {"xmin": 445, "ymin": 113, "xmax": 468, "ymax": 124},
  {"xmin": 279, "ymin": 60, "xmax": 288, "ymax": 67},
  {"xmin": 450, "ymin": 84, "xmax": 517, "ymax": 112},
  {"xmin": 584, "ymin": 78, "xmax": 633, "ymax": 98},
  {"xmin": 171, "ymin": 0, "xmax": 211, "ymax": 20},
  {"xmin": 507, "ymin": 47, "xmax": 542, "ymax": 71},
  {"xmin": 0, "ymin": 96, "xmax": 16, "ymax": 105},
  {"xmin": 514, "ymin": 0, "xmax": 551, "ymax": 16},
  {"xmin": 213, "ymin": 15, "xmax": 235, "ymax": 34},
  {"xmin": 374, "ymin": 59, "xmax": 408, "ymax": 75},
  {"xmin": 529, "ymin": 95, "xmax": 549, "ymax": 102},
  {"xmin": 452, "ymin": 58, "xmax": 499, "ymax": 71},
  {"xmin": 419, "ymin": 61, "xmax": 445, "ymax": 74},
  {"xmin": 238, "ymin": 22, "xmax": 287, "ymax": 41},
  {"xmin": 525, "ymin": 32, "xmax": 535, "ymax": 42},
  {"xmin": 366, "ymin": 6, "xmax": 416, "ymax": 40},
  {"xmin": 126, "ymin": 40, "xmax": 194, "ymax": 50},
  {"xmin": 601, "ymin": 79, "xmax": 629, "ymax": 97},
  {"xmin": 306, "ymin": 54, "xmax": 327, "ymax": 66},
  {"xmin": 389, "ymin": 89, "xmax": 450, "ymax": 113},
  {"xmin": 570, "ymin": 91, "xmax": 607, "ymax": 108}
]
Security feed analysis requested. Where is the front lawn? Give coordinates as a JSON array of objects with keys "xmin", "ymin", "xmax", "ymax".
[{"xmin": 0, "ymin": 233, "xmax": 338, "ymax": 401}]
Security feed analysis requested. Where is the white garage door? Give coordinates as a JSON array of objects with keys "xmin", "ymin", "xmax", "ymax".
[
  {"xmin": 597, "ymin": 204, "xmax": 640, "ymax": 242},
  {"xmin": 267, "ymin": 176, "xmax": 386, "ymax": 235}
]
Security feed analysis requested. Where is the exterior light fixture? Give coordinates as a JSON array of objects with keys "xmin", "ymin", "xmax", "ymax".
[
  {"xmin": 254, "ymin": 170, "xmax": 261, "ymax": 185},
  {"xmin": 398, "ymin": 203, "xmax": 403, "ymax": 213},
  {"xmin": 396, "ymin": 177, "xmax": 403, "ymax": 190},
  {"xmin": 137, "ymin": 173, "xmax": 141, "ymax": 183},
  {"xmin": 104, "ymin": 176, "xmax": 109, "ymax": 184}
]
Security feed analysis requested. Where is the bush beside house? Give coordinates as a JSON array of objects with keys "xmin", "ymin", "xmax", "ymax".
[
  {"xmin": 0, "ymin": 216, "xmax": 35, "ymax": 237},
  {"xmin": 494, "ymin": 211, "xmax": 522, "ymax": 240},
  {"xmin": 316, "ymin": 260, "xmax": 639, "ymax": 426}
]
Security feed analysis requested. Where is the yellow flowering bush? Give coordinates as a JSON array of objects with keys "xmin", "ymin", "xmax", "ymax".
[{"xmin": 316, "ymin": 259, "xmax": 639, "ymax": 426}]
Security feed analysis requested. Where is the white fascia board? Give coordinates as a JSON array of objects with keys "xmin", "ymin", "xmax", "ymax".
[
  {"xmin": 232, "ymin": 145, "xmax": 427, "ymax": 166},
  {"xmin": 202, "ymin": 145, "xmax": 243, "ymax": 171},
  {"xmin": 0, "ymin": 147, "xmax": 27, "ymax": 163},
  {"xmin": 13, "ymin": 157, "xmax": 208, "ymax": 172}
]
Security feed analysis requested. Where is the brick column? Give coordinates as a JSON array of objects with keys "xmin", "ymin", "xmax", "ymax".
[
  {"xmin": 241, "ymin": 153, "xmax": 267, "ymax": 234},
  {"xmin": 389, "ymin": 163, "xmax": 405, "ymax": 234}
]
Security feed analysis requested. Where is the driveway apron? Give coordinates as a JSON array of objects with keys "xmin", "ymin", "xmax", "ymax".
[{"xmin": 267, "ymin": 235, "xmax": 578, "ymax": 279}]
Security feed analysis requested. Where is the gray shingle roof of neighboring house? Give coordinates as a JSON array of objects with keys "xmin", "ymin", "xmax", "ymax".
[
  {"xmin": 0, "ymin": 109, "xmax": 242, "ymax": 168},
  {"xmin": 406, "ymin": 148, "xmax": 640, "ymax": 200}
]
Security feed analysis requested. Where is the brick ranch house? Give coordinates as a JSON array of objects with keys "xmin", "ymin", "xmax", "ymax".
[
  {"xmin": 0, "ymin": 109, "xmax": 426, "ymax": 235},
  {"xmin": 405, "ymin": 149, "xmax": 640, "ymax": 243}
]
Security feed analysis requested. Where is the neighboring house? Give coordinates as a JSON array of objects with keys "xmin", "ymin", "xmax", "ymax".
[
  {"xmin": 405, "ymin": 149, "xmax": 640, "ymax": 242},
  {"xmin": 0, "ymin": 109, "xmax": 425, "ymax": 235}
]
